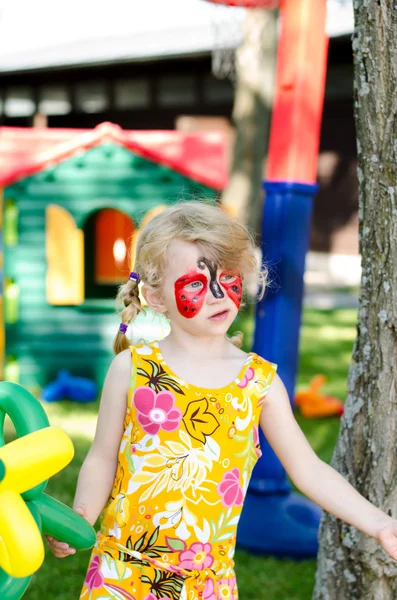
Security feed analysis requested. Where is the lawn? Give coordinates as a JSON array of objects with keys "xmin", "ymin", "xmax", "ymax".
[{"xmin": 4, "ymin": 307, "xmax": 357, "ymax": 600}]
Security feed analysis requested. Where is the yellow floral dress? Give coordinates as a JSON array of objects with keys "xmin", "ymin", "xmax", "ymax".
[{"xmin": 80, "ymin": 341, "xmax": 277, "ymax": 600}]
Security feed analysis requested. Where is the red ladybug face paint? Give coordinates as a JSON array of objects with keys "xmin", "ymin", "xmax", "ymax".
[
  {"xmin": 219, "ymin": 272, "xmax": 243, "ymax": 309},
  {"xmin": 174, "ymin": 272, "xmax": 208, "ymax": 318}
]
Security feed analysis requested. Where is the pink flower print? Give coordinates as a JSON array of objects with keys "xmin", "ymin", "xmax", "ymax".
[
  {"xmin": 179, "ymin": 542, "xmax": 214, "ymax": 571},
  {"xmin": 204, "ymin": 576, "xmax": 237, "ymax": 600},
  {"xmin": 253, "ymin": 424, "xmax": 262, "ymax": 458},
  {"xmin": 217, "ymin": 468, "xmax": 244, "ymax": 508},
  {"xmin": 84, "ymin": 554, "xmax": 104, "ymax": 591},
  {"xmin": 143, "ymin": 595, "xmax": 169, "ymax": 600},
  {"xmin": 238, "ymin": 367, "xmax": 254, "ymax": 388},
  {"xmin": 203, "ymin": 578, "xmax": 216, "ymax": 600},
  {"xmin": 133, "ymin": 387, "xmax": 182, "ymax": 435},
  {"xmin": 218, "ymin": 578, "xmax": 236, "ymax": 599}
]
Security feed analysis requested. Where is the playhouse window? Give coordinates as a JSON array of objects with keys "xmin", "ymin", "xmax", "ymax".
[{"xmin": 84, "ymin": 209, "xmax": 135, "ymax": 299}]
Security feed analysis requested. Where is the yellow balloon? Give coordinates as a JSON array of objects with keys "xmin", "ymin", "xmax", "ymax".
[
  {"xmin": 0, "ymin": 490, "xmax": 44, "ymax": 578},
  {"xmin": 0, "ymin": 428, "xmax": 74, "ymax": 495},
  {"xmin": 0, "ymin": 427, "xmax": 74, "ymax": 578}
]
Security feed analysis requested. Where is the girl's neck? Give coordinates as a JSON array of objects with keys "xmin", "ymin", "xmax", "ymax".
[{"xmin": 159, "ymin": 329, "xmax": 237, "ymax": 359}]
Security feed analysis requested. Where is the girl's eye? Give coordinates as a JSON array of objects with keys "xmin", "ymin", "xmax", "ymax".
[
  {"xmin": 221, "ymin": 274, "xmax": 237, "ymax": 284},
  {"xmin": 184, "ymin": 281, "xmax": 203, "ymax": 291}
]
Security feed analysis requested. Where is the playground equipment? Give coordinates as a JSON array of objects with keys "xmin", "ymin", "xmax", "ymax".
[
  {"xmin": 203, "ymin": 0, "xmax": 329, "ymax": 557},
  {"xmin": 0, "ymin": 382, "xmax": 96, "ymax": 600},
  {"xmin": 295, "ymin": 375, "xmax": 344, "ymax": 419},
  {"xmin": 41, "ymin": 370, "xmax": 97, "ymax": 403},
  {"xmin": 0, "ymin": 125, "xmax": 223, "ymax": 391}
]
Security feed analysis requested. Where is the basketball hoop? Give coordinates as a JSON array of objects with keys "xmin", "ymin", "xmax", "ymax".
[{"xmin": 203, "ymin": 0, "xmax": 280, "ymax": 80}]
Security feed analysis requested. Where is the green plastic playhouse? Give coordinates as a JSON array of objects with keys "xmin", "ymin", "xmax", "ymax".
[{"xmin": 0, "ymin": 123, "xmax": 226, "ymax": 390}]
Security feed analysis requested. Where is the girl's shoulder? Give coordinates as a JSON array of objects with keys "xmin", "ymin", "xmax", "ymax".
[{"xmin": 249, "ymin": 352, "xmax": 278, "ymax": 379}]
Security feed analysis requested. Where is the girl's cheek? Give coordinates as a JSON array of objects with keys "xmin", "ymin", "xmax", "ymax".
[
  {"xmin": 175, "ymin": 292, "xmax": 205, "ymax": 318},
  {"xmin": 174, "ymin": 273, "xmax": 208, "ymax": 319}
]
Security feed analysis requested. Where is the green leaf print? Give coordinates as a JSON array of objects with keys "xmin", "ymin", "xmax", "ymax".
[
  {"xmin": 147, "ymin": 526, "xmax": 159, "ymax": 547},
  {"xmin": 211, "ymin": 506, "xmax": 240, "ymax": 543},
  {"xmin": 114, "ymin": 559, "xmax": 127, "ymax": 583},
  {"xmin": 234, "ymin": 430, "xmax": 258, "ymax": 471},
  {"xmin": 145, "ymin": 569, "xmax": 185, "ymax": 600},
  {"xmin": 121, "ymin": 527, "xmax": 170, "ymax": 563},
  {"xmin": 137, "ymin": 359, "xmax": 186, "ymax": 395},
  {"xmin": 133, "ymin": 531, "xmax": 147, "ymax": 552},
  {"xmin": 165, "ymin": 537, "xmax": 186, "ymax": 552}
]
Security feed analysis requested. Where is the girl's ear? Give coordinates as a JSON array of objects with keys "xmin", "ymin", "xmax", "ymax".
[{"xmin": 141, "ymin": 284, "xmax": 167, "ymax": 314}]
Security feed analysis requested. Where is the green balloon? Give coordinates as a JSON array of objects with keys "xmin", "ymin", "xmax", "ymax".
[
  {"xmin": 0, "ymin": 383, "xmax": 96, "ymax": 600},
  {"xmin": 36, "ymin": 494, "xmax": 96, "ymax": 550},
  {"xmin": 0, "ymin": 571, "xmax": 31, "ymax": 600},
  {"xmin": 0, "ymin": 382, "xmax": 50, "ymax": 501}
]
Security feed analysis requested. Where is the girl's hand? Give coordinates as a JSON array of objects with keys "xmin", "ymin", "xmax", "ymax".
[
  {"xmin": 377, "ymin": 520, "xmax": 397, "ymax": 560},
  {"xmin": 45, "ymin": 506, "xmax": 86, "ymax": 558}
]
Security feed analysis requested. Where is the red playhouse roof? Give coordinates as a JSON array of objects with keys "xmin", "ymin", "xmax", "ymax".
[{"xmin": 0, "ymin": 122, "xmax": 228, "ymax": 190}]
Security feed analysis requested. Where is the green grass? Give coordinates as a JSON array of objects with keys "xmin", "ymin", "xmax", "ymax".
[{"xmin": 4, "ymin": 307, "xmax": 357, "ymax": 600}]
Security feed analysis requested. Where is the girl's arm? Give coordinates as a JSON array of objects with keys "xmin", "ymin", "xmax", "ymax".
[
  {"xmin": 260, "ymin": 374, "xmax": 397, "ymax": 559},
  {"xmin": 47, "ymin": 348, "xmax": 131, "ymax": 558}
]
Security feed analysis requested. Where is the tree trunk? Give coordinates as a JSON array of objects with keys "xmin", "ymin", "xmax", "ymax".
[
  {"xmin": 313, "ymin": 3, "xmax": 397, "ymax": 599},
  {"xmin": 221, "ymin": 9, "xmax": 277, "ymax": 240}
]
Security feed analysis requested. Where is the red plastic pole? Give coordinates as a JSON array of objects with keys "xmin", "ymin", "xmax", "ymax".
[{"xmin": 266, "ymin": 0, "xmax": 329, "ymax": 184}]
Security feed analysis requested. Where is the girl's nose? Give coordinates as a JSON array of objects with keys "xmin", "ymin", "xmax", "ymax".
[{"xmin": 206, "ymin": 282, "xmax": 225, "ymax": 303}]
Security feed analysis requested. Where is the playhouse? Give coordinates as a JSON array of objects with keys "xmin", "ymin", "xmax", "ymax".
[{"xmin": 0, "ymin": 122, "xmax": 227, "ymax": 389}]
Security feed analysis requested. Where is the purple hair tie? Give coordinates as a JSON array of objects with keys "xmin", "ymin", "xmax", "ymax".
[
  {"xmin": 129, "ymin": 272, "xmax": 140, "ymax": 283},
  {"xmin": 118, "ymin": 323, "xmax": 128, "ymax": 334}
]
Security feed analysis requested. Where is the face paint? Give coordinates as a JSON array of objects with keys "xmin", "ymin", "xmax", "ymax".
[
  {"xmin": 197, "ymin": 257, "xmax": 224, "ymax": 299},
  {"xmin": 174, "ymin": 272, "xmax": 208, "ymax": 318},
  {"xmin": 219, "ymin": 272, "xmax": 243, "ymax": 309}
]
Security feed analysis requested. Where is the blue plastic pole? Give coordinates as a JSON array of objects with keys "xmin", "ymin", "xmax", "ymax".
[{"xmin": 237, "ymin": 180, "xmax": 322, "ymax": 558}]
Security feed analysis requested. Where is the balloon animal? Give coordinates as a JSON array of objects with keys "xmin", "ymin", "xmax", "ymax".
[{"xmin": 0, "ymin": 382, "xmax": 96, "ymax": 600}]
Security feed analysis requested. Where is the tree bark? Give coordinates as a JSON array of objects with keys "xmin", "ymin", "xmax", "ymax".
[
  {"xmin": 313, "ymin": 3, "xmax": 397, "ymax": 599},
  {"xmin": 221, "ymin": 9, "xmax": 277, "ymax": 241}
]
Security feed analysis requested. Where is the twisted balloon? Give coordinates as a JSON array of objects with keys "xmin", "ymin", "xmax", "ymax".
[{"xmin": 0, "ymin": 382, "xmax": 96, "ymax": 600}]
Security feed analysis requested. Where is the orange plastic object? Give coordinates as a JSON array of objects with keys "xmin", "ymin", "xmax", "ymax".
[
  {"xmin": 294, "ymin": 375, "xmax": 344, "ymax": 418},
  {"xmin": 266, "ymin": 0, "xmax": 329, "ymax": 184}
]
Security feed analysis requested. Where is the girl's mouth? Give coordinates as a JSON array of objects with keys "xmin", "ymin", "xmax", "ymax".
[{"xmin": 208, "ymin": 309, "xmax": 230, "ymax": 322}]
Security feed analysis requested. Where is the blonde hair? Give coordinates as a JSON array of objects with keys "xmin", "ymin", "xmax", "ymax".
[{"xmin": 113, "ymin": 200, "xmax": 267, "ymax": 354}]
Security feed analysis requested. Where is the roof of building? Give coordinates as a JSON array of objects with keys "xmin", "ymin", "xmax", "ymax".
[
  {"xmin": 0, "ymin": 123, "xmax": 228, "ymax": 189},
  {"xmin": 0, "ymin": 0, "xmax": 353, "ymax": 73}
]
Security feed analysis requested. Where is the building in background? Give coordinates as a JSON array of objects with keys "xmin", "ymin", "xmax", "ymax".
[{"xmin": 0, "ymin": 0, "xmax": 358, "ymax": 259}]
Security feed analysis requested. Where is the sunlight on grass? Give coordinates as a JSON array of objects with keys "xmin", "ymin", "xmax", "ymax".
[{"xmin": 303, "ymin": 325, "xmax": 356, "ymax": 341}]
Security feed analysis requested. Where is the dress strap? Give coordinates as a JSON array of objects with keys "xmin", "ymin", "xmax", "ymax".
[
  {"xmin": 129, "ymin": 345, "xmax": 138, "ymax": 390},
  {"xmin": 126, "ymin": 345, "xmax": 138, "ymax": 418}
]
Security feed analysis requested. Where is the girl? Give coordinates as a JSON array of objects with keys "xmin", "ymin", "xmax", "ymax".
[{"xmin": 48, "ymin": 201, "xmax": 397, "ymax": 600}]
